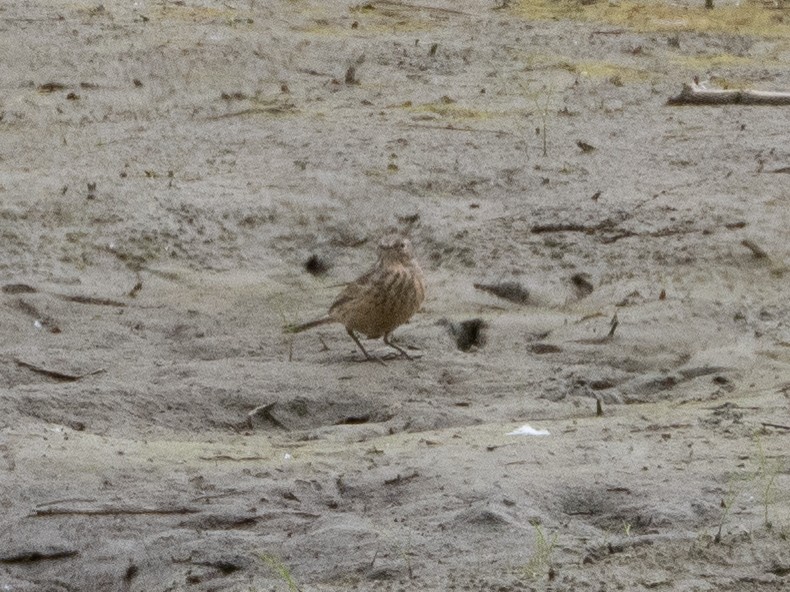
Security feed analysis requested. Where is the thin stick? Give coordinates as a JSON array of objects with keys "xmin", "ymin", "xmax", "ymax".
[
  {"xmin": 207, "ymin": 106, "xmax": 293, "ymax": 120},
  {"xmin": 741, "ymin": 239, "xmax": 769, "ymax": 259},
  {"xmin": 400, "ymin": 123, "xmax": 513, "ymax": 135},
  {"xmin": 56, "ymin": 294, "xmax": 126, "ymax": 307},
  {"xmin": 14, "ymin": 359, "xmax": 106, "ymax": 381},
  {"xmin": 761, "ymin": 422, "xmax": 790, "ymax": 431},
  {"xmin": 199, "ymin": 455, "xmax": 268, "ymax": 462},
  {"xmin": 31, "ymin": 506, "xmax": 199, "ymax": 517},
  {"xmin": 375, "ymin": 0, "xmax": 472, "ymax": 16}
]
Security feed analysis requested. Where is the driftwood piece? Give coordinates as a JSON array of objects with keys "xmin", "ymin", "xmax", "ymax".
[{"xmin": 668, "ymin": 82, "xmax": 790, "ymax": 106}]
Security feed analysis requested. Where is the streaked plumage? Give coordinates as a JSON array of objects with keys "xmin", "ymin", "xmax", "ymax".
[{"xmin": 286, "ymin": 236, "xmax": 425, "ymax": 362}]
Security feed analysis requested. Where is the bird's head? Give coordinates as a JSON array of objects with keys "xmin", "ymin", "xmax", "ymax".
[{"xmin": 377, "ymin": 235, "xmax": 414, "ymax": 264}]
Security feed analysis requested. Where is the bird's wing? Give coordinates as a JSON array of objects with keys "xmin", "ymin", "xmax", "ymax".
[{"xmin": 329, "ymin": 267, "xmax": 378, "ymax": 312}]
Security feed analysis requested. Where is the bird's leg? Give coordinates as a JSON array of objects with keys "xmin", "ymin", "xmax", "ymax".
[
  {"xmin": 347, "ymin": 328, "xmax": 386, "ymax": 365},
  {"xmin": 383, "ymin": 333, "xmax": 413, "ymax": 360}
]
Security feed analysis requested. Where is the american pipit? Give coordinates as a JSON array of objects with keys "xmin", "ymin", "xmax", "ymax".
[{"xmin": 285, "ymin": 235, "xmax": 425, "ymax": 362}]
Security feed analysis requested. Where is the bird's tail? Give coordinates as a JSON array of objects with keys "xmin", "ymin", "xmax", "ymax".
[{"xmin": 283, "ymin": 315, "xmax": 333, "ymax": 334}]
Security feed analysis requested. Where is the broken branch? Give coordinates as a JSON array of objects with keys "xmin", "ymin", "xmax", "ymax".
[{"xmin": 668, "ymin": 82, "xmax": 790, "ymax": 106}]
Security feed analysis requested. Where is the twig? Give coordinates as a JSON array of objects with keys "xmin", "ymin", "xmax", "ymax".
[
  {"xmin": 128, "ymin": 274, "xmax": 143, "ymax": 298},
  {"xmin": 14, "ymin": 359, "xmax": 106, "ymax": 381},
  {"xmin": 576, "ymin": 312, "xmax": 605, "ymax": 323},
  {"xmin": 36, "ymin": 498, "xmax": 98, "ymax": 507},
  {"xmin": 601, "ymin": 226, "xmax": 699, "ymax": 244},
  {"xmin": 384, "ymin": 471, "xmax": 420, "ymax": 485},
  {"xmin": 401, "ymin": 123, "xmax": 512, "ymax": 135},
  {"xmin": 199, "ymin": 455, "xmax": 268, "ymax": 462},
  {"xmin": 741, "ymin": 239, "xmax": 769, "ymax": 259},
  {"xmin": 191, "ymin": 489, "xmax": 253, "ymax": 502},
  {"xmin": 375, "ymin": 0, "xmax": 472, "ymax": 16},
  {"xmin": 607, "ymin": 312, "xmax": 619, "ymax": 338},
  {"xmin": 246, "ymin": 402, "xmax": 289, "ymax": 430},
  {"xmin": 532, "ymin": 216, "xmax": 702, "ymax": 244},
  {"xmin": 571, "ymin": 313, "xmax": 618, "ymax": 345},
  {"xmin": 531, "ymin": 217, "xmax": 628, "ymax": 234},
  {"xmin": 297, "ymin": 68, "xmax": 333, "ymax": 77},
  {"xmin": 0, "ymin": 17, "xmax": 67, "ymax": 23},
  {"xmin": 207, "ymin": 106, "xmax": 295, "ymax": 120},
  {"xmin": 56, "ymin": 294, "xmax": 126, "ymax": 307},
  {"xmin": 31, "ymin": 505, "xmax": 199, "ymax": 517},
  {"xmin": 761, "ymin": 422, "xmax": 790, "ymax": 431}
]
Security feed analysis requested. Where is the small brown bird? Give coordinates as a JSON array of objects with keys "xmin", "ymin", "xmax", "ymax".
[{"xmin": 285, "ymin": 235, "xmax": 425, "ymax": 362}]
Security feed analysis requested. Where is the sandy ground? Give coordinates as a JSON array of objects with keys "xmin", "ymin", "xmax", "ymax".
[{"xmin": 2, "ymin": 0, "xmax": 790, "ymax": 590}]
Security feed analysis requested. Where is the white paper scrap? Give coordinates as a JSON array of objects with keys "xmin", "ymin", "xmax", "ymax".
[{"xmin": 506, "ymin": 424, "xmax": 550, "ymax": 437}]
